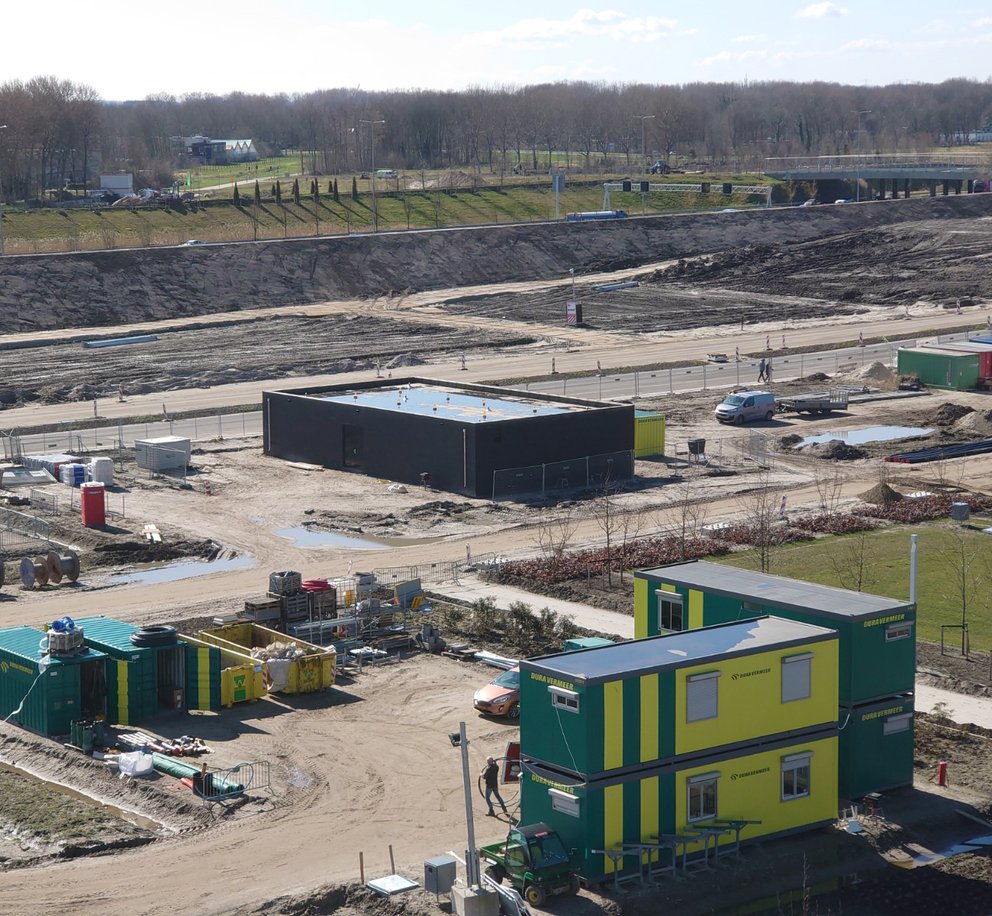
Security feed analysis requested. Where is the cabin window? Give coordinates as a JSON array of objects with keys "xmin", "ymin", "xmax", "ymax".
[
  {"xmin": 781, "ymin": 653, "xmax": 813, "ymax": 703},
  {"xmin": 686, "ymin": 671, "xmax": 720, "ymax": 722}
]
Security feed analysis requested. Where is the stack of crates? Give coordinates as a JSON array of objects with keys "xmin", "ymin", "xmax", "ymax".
[{"xmin": 268, "ymin": 570, "xmax": 308, "ymax": 627}]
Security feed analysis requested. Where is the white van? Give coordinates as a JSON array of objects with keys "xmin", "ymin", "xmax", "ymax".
[
  {"xmin": 375, "ymin": 169, "xmax": 397, "ymax": 179},
  {"xmin": 715, "ymin": 390, "xmax": 776, "ymax": 424}
]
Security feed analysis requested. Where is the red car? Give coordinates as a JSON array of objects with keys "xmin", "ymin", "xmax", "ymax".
[{"xmin": 473, "ymin": 666, "xmax": 520, "ymax": 719}]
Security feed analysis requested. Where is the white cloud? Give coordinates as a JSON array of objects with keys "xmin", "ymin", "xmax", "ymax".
[
  {"xmin": 795, "ymin": 2, "xmax": 849, "ymax": 18},
  {"xmin": 465, "ymin": 9, "xmax": 678, "ymax": 48},
  {"xmin": 734, "ymin": 34, "xmax": 765, "ymax": 43}
]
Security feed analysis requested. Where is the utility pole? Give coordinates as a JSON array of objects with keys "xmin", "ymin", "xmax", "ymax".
[
  {"xmin": 360, "ymin": 118, "xmax": 386, "ymax": 233},
  {"xmin": 633, "ymin": 115, "xmax": 655, "ymax": 171},
  {"xmin": 852, "ymin": 110, "xmax": 871, "ymax": 203}
]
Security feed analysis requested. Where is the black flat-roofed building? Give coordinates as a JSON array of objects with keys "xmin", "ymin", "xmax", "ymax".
[{"xmin": 263, "ymin": 377, "xmax": 634, "ymax": 498}]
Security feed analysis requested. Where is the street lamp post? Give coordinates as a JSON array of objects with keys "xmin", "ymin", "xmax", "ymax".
[
  {"xmin": 449, "ymin": 722, "xmax": 481, "ymax": 887},
  {"xmin": 360, "ymin": 118, "xmax": 385, "ymax": 233},
  {"xmin": 633, "ymin": 115, "xmax": 655, "ymax": 171},
  {"xmin": 852, "ymin": 109, "xmax": 871, "ymax": 203}
]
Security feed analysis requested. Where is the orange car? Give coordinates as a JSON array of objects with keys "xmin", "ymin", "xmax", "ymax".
[{"xmin": 473, "ymin": 666, "xmax": 520, "ymax": 719}]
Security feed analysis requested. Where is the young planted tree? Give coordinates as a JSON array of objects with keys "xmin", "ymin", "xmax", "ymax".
[
  {"xmin": 333, "ymin": 178, "xmax": 339, "ymax": 202},
  {"xmin": 253, "ymin": 180, "xmax": 261, "ymax": 207},
  {"xmin": 274, "ymin": 180, "xmax": 282, "ymax": 204},
  {"xmin": 672, "ymin": 478, "xmax": 708, "ymax": 560},
  {"xmin": 232, "ymin": 182, "xmax": 241, "ymax": 206},
  {"xmin": 593, "ymin": 476, "xmax": 623, "ymax": 587},
  {"xmin": 533, "ymin": 506, "xmax": 577, "ymax": 562},
  {"xmin": 938, "ymin": 528, "xmax": 990, "ymax": 656},
  {"xmin": 351, "ymin": 176, "xmax": 358, "ymax": 201},
  {"xmin": 737, "ymin": 472, "xmax": 781, "ymax": 573},
  {"xmin": 828, "ymin": 529, "xmax": 877, "ymax": 593},
  {"xmin": 292, "ymin": 178, "xmax": 301, "ymax": 205}
]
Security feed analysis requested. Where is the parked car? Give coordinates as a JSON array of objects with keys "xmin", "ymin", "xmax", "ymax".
[
  {"xmin": 182, "ymin": 239, "xmax": 205, "ymax": 246},
  {"xmin": 649, "ymin": 160, "xmax": 671, "ymax": 174},
  {"xmin": 474, "ymin": 666, "xmax": 520, "ymax": 718},
  {"xmin": 715, "ymin": 390, "xmax": 776, "ymax": 424}
]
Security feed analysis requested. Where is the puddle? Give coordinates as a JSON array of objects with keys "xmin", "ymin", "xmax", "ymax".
[
  {"xmin": 275, "ymin": 526, "xmax": 446, "ymax": 549},
  {"xmin": 109, "ymin": 555, "xmax": 254, "ymax": 586},
  {"xmin": 276, "ymin": 526, "xmax": 384, "ymax": 549},
  {"xmin": 0, "ymin": 761, "xmax": 165, "ymax": 833},
  {"xmin": 797, "ymin": 425, "xmax": 933, "ymax": 448}
]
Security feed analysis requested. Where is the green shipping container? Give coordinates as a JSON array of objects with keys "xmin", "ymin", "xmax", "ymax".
[
  {"xmin": 839, "ymin": 695, "xmax": 914, "ymax": 799},
  {"xmin": 185, "ymin": 642, "xmax": 222, "ymax": 712},
  {"xmin": 0, "ymin": 626, "xmax": 107, "ymax": 737},
  {"xmin": 896, "ymin": 347, "xmax": 979, "ymax": 390},
  {"xmin": 634, "ymin": 561, "xmax": 915, "ymax": 706},
  {"xmin": 76, "ymin": 616, "xmax": 159, "ymax": 724}
]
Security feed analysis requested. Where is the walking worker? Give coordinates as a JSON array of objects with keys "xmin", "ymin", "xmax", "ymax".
[
  {"xmin": 765, "ymin": 358, "xmax": 773, "ymax": 384},
  {"xmin": 482, "ymin": 756, "xmax": 508, "ymax": 817},
  {"xmin": 757, "ymin": 357, "xmax": 767, "ymax": 382}
]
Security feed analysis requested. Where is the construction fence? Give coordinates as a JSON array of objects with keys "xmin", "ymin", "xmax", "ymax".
[{"xmin": 492, "ymin": 449, "xmax": 634, "ymax": 502}]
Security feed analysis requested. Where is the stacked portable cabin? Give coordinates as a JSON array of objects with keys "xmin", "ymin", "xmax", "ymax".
[
  {"xmin": 75, "ymin": 616, "xmax": 221, "ymax": 722},
  {"xmin": 519, "ymin": 617, "xmax": 839, "ymax": 883},
  {"xmin": 633, "ymin": 561, "xmax": 915, "ymax": 798},
  {"xmin": 0, "ymin": 626, "xmax": 108, "ymax": 737}
]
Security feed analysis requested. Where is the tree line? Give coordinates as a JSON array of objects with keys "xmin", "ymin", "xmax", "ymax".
[{"xmin": 1, "ymin": 76, "xmax": 991, "ymax": 203}]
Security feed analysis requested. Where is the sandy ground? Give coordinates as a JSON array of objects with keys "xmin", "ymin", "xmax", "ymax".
[{"xmin": 4, "ymin": 199, "xmax": 992, "ymax": 913}]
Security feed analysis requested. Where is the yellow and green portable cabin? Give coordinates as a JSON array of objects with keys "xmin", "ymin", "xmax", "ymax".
[
  {"xmin": 633, "ymin": 560, "xmax": 915, "ymax": 799},
  {"xmin": 0, "ymin": 626, "xmax": 107, "ymax": 737},
  {"xmin": 633, "ymin": 561, "xmax": 915, "ymax": 707},
  {"xmin": 839, "ymin": 694, "xmax": 915, "ymax": 798},
  {"xmin": 76, "ymin": 616, "xmax": 221, "ymax": 723},
  {"xmin": 519, "ymin": 617, "xmax": 839, "ymax": 882}
]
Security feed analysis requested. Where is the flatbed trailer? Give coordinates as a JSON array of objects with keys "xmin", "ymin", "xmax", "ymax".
[{"xmin": 777, "ymin": 388, "xmax": 849, "ymax": 415}]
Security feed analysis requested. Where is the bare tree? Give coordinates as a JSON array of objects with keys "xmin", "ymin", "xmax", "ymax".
[
  {"xmin": 533, "ymin": 506, "xmax": 577, "ymax": 561},
  {"xmin": 828, "ymin": 529, "xmax": 877, "ymax": 592},
  {"xmin": 593, "ymin": 476, "xmax": 623, "ymax": 587},
  {"xmin": 938, "ymin": 528, "xmax": 989, "ymax": 656},
  {"xmin": 616, "ymin": 508, "xmax": 645, "ymax": 584},
  {"xmin": 814, "ymin": 467, "xmax": 845, "ymax": 515},
  {"xmin": 672, "ymin": 477, "xmax": 708, "ymax": 559},
  {"xmin": 737, "ymin": 472, "xmax": 781, "ymax": 573}
]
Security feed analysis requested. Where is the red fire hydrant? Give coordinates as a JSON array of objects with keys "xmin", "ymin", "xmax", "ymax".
[{"xmin": 937, "ymin": 760, "xmax": 948, "ymax": 786}]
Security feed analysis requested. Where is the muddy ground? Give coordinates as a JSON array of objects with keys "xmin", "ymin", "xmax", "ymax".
[
  {"xmin": 3, "ymin": 198, "xmax": 992, "ymax": 913},
  {"xmin": 0, "ymin": 315, "xmax": 538, "ymax": 405}
]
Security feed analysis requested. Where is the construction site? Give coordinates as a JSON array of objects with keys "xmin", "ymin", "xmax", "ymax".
[{"xmin": 1, "ymin": 193, "xmax": 992, "ymax": 915}]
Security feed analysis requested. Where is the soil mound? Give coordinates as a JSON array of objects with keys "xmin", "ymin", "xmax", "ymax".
[
  {"xmin": 927, "ymin": 403, "xmax": 974, "ymax": 426},
  {"xmin": 805, "ymin": 439, "xmax": 868, "ymax": 460},
  {"xmin": 953, "ymin": 408, "xmax": 992, "ymax": 437},
  {"xmin": 861, "ymin": 482, "xmax": 903, "ymax": 504},
  {"xmin": 857, "ymin": 360, "xmax": 895, "ymax": 383}
]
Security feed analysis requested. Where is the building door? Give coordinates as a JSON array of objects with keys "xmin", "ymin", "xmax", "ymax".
[{"xmin": 343, "ymin": 425, "xmax": 364, "ymax": 470}]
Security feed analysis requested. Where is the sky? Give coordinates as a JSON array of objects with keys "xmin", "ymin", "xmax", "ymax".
[{"xmin": 3, "ymin": 1, "xmax": 991, "ymax": 100}]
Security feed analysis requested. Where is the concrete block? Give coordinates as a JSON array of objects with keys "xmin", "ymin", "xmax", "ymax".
[{"xmin": 451, "ymin": 884, "xmax": 500, "ymax": 916}]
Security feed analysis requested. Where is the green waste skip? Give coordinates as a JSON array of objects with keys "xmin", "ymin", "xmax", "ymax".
[{"xmin": 151, "ymin": 753, "xmax": 244, "ymax": 794}]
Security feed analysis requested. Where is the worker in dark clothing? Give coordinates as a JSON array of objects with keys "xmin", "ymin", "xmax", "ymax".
[{"xmin": 482, "ymin": 756, "xmax": 508, "ymax": 817}]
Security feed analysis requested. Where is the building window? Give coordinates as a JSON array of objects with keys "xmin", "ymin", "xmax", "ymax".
[
  {"xmin": 883, "ymin": 713, "xmax": 913, "ymax": 735},
  {"xmin": 655, "ymin": 590, "xmax": 684, "ymax": 631},
  {"xmin": 549, "ymin": 788, "xmax": 581, "ymax": 817},
  {"xmin": 548, "ymin": 685, "xmax": 580, "ymax": 714},
  {"xmin": 781, "ymin": 653, "xmax": 813, "ymax": 703},
  {"xmin": 885, "ymin": 622, "xmax": 913, "ymax": 642},
  {"xmin": 687, "ymin": 772, "xmax": 719, "ymax": 822},
  {"xmin": 781, "ymin": 753, "xmax": 812, "ymax": 801},
  {"xmin": 686, "ymin": 671, "xmax": 720, "ymax": 722}
]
